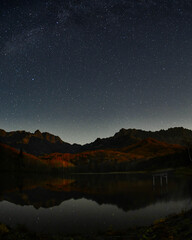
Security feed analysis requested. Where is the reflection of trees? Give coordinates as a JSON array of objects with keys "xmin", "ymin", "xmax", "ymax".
[
  {"xmin": 14, "ymin": 173, "xmax": 23, "ymax": 193},
  {"xmin": 0, "ymin": 174, "xmax": 192, "ymax": 212},
  {"xmin": 14, "ymin": 148, "xmax": 24, "ymax": 171},
  {"xmin": 182, "ymin": 140, "xmax": 192, "ymax": 162}
]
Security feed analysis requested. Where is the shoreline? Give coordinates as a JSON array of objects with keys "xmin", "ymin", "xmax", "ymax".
[{"xmin": 1, "ymin": 208, "xmax": 192, "ymax": 239}]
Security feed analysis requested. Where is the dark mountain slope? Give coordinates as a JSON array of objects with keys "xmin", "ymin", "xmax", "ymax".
[
  {"xmin": 0, "ymin": 127, "xmax": 192, "ymax": 156},
  {"xmin": 41, "ymin": 138, "xmax": 187, "ymax": 171},
  {"xmin": 81, "ymin": 127, "xmax": 192, "ymax": 152},
  {"xmin": 0, "ymin": 142, "xmax": 47, "ymax": 171},
  {"xmin": 0, "ymin": 129, "xmax": 81, "ymax": 156}
]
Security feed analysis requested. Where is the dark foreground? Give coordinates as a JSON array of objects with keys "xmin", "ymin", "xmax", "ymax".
[{"xmin": 0, "ymin": 207, "xmax": 192, "ymax": 240}]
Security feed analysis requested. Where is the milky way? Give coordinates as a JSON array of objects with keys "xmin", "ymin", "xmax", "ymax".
[{"xmin": 1, "ymin": 0, "xmax": 192, "ymax": 143}]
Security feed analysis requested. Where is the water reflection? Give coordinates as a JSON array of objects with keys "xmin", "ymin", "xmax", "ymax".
[
  {"xmin": 0, "ymin": 172, "xmax": 191, "ymax": 234},
  {"xmin": 152, "ymin": 172, "xmax": 168, "ymax": 186}
]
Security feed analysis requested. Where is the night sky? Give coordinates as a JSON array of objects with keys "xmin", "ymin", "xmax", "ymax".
[{"xmin": 1, "ymin": 0, "xmax": 192, "ymax": 144}]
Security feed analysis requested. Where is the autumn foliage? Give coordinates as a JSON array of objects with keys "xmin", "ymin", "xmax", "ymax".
[{"xmin": 40, "ymin": 138, "xmax": 186, "ymax": 171}]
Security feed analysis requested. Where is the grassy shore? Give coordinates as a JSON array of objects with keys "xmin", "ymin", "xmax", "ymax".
[
  {"xmin": 174, "ymin": 166, "xmax": 192, "ymax": 175},
  {"xmin": 1, "ymin": 207, "xmax": 192, "ymax": 240}
]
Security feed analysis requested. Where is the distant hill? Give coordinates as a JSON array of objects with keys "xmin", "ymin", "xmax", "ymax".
[
  {"xmin": 0, "ymin": 129, "xmax": 81, "ymax": 156},
  {"xmin": 0, "ymin": 127, "xmax": 192, "ymax": 157},
  {"xmin": 0, "ymin": 142, "xmax": 47, "ymax": 172},
  {"xmin": 41, "ymin": 138, "xmax": 188, "ymax": 171},
  {"xmin": 81, "ymin": 127, "xmax": 192, "ymax": 152},
  {"xmin": 0, "ymin": 129, "xmax": 190, "ymax": 172}
]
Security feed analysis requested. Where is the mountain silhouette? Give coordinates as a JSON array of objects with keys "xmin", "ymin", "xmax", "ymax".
[
  {"xmin": 0, "ymin": 129, "xmax": 81, "ymax": 156},
  {"xmin": 81, "ymin": 127, "xmax": 192, "ymax": 152},
  {"xmin": 41, "ymin": 137, "xmax": 187, "ymax": 171},
  {"xmin": 0, "ymin": 127, "xmax": 190, "ymax": 172},
  {"xmin": 0, "ymin": 127, "xmax": 191, "ymax": 156}
]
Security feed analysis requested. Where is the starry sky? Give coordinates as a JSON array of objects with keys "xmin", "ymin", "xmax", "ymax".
[{"xmin": 1, "ymin": 0, "xmax": 192, "ymax": 144}]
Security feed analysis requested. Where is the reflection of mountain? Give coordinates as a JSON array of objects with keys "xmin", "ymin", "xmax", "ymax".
[{"xmin": 0, "ymin": 174, "xmax": 191, "ymax": 212}]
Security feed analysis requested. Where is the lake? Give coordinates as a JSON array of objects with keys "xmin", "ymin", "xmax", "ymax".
[{"xmin": 0, "ymin": 172, "xmax": 191, "ymax": 235}]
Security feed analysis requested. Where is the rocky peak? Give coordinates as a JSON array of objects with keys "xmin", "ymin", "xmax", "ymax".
[
  {"xmin": 0, "ymin": 129, "xmax": 6, "ymax": 137},
  {"xmin": 34, "ymin": 130, "xmax": 43, "ymax": 138}
]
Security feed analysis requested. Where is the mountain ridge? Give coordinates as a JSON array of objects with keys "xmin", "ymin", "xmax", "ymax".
[
  {"xmin": 0, "ymin": 128, "xmax": 81, "ymax": 156},
  {"xmin": 0, "ymin": 127, "xmax": 192, "ymax": 156},
  {"xmin": 0, "ymin": 132, "xmax": 189, "ymax": 172},
  {"xmin": 40, "ymin": 137, "xmax": 186, "ymax": 170},
  {"xmin": 81, "ymin": 127, "xmax": 192, "ymax": 152}
]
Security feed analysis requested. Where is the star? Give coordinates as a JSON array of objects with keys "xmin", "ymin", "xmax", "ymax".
[{"xmin": 0, "ymin": 0, "xmax": 192, "ymax": 144}]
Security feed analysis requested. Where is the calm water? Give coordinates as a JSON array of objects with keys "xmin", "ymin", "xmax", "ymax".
[{"xmin": 0, "ymin": 172, "xmax": 191, "ymax": 234}]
